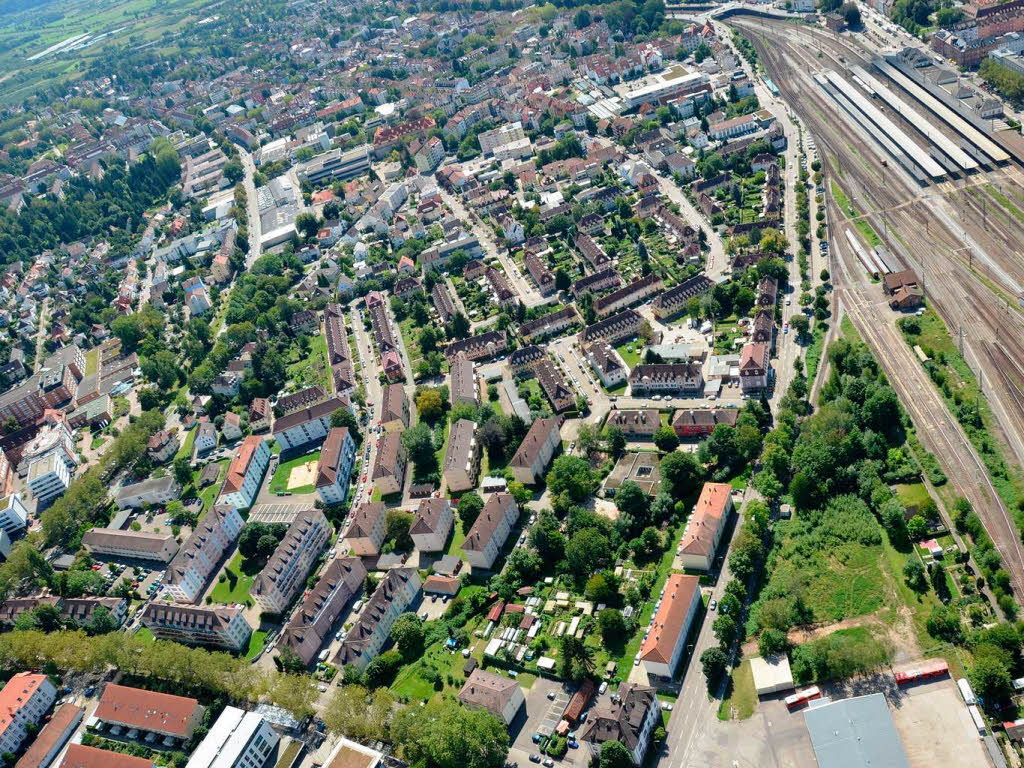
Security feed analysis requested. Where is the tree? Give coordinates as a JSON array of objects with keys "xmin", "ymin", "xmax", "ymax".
[
  {"xmin": 600, "ymin": 741, "xmax": 633, "ymax": 768},
  {"xmin": 574, "ymin": 8, "xmax": 591, "ymax": 27},
  {"xmin": 615, "ymin": 481, "xmax": 649, "ymax": 526},
  {"xmin": 257, "ymin": 534, "xmax": 279, "ymax": 559},
  {"xmin": 585, "ymin": 572, "xmax": 620, "ymax": 604},
  {"xmin": 758, "ymin": 628, "xmax": 788, "ymax": 657},
  {"xmin": 238, "ymin": 525, "xmax": 263, "ymax": 559},
  {"xmin": 295, "ymin": 212, "xmax": 320, "ymax": 241},
  {"xmin": 712, "ymin": 614, "xmax": 737, "ymax": 647},
  {"xmin": 391, "ymin": 613, "xmax": 425, "ymax": 659},
  {"xmin": 660, "ymin": 451, "xmax": 701, "ymax": 498},
  {"xmin": 559, "ymin": 635, "xmax": 595, "ymax": 681},
  {"xmin": 789, "ymin": 314, "xmax": 809, "ymax": 338},
  {"xmin": 330, "ymin": 408, "xmax": 362, "ymax": 443},
  {"xmin": 700, "ymin": 647, "xmax": 728, "ymax": 682},
  {"xmin": 566, "ymin": 528, "xmax": 610, "ymax": 579},
  {"xmin": 458, "ymin": 493, "xmax": 484, "ymax": 532},
  {"xmin": 547, "ymin": 455, "xmax": 598, "ymax": 501},
  {"xmin": 926, "ymin": 604, "xmax": 963, "ymax": 643},
  {"xmin": 324, "ymin": 685, "xmax": 393, "ymax": 742},
  {"xmin": 903, "ymin": 558, "xmax": 927, "ymax": 592},
  {"xmin": 841, "ymin": 1, "xmax": 861, "ymax": 27},
  {"xmin": 402, "ymin": 423, "xmax": 435, "ymax": 466},
  {"xmin": 604, "ymin": 426, "xmax": 626, "ymax": 458},
  {"xmin": 268, "ymin": 674, "xmax": 317, "ymax": 719},
  {"xmin": 417, "ymin": 389, "xmax": 443, "ymax": 422},
  {"xmin": 907, "ymin": 515, "xmax": 927, "ymax": 540},
  {"xmin": 224, "ymin": 159, "xmax": 244, "ymax": 184},
  {"xmin": 86, "ymin": 606, "xmax": 119, "ymax": 635},
  {"xmin": 529, "ymin": 512, "xmax": 566, "ymax": 561},
  {"xmin": 392, "ymin": 699, "xmax": 509, "ymax": 768},
  {"xmin": 173, "ymin": 457, "xmax": 193, "ymax": 488},
  {"xmin": 653, "ymin": 425, "xmax": 679, "ymax": 453},
  {"xmin": 969, "ymin": 654, "xmax": 1012, "ymax": 703}
]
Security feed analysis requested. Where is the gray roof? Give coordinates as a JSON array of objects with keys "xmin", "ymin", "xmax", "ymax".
[{"xmin": 803, "ymin": 694, "xmax": 911, "ymax": 768}]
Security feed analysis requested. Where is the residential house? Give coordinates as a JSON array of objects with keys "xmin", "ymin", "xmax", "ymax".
[
  {"xmin": 579, "ymin": 684, "xmax": 660, "ymax": 765},
  {"xmin": 678, "ymin": 482, "xmax": 732, "ymax": 571},
  {"xmin": 605, "ymin": 409, "xmax": 660, "ymax": 440},
  {"xmin": 222, "ymin": 412, "xmax": 243, "ymax": 442},
  {"xmin": 381, "ymin": 384, "xmax": 410, "ymax": 432},
  {"xmin": 195, "ymin": 422, "xmax": 218, "ymax": 455},
  {"xmin": 147, "ymin": 431, "xmax": 179, "ymax": 465},
  {"xmin": 372, "ymin": 432, "xmax": 407, "ymax": 495},
  {"xmin": 651, "ymin": 275, "xmax": 713, "ymax": 320},
  {"xmin": 629, "ymin": 364, "xmax": 703, "ymax": 396},
  {"xmin": 593, "ymin": 274, "xmax": 664, "ymax": 318},
  {"xmin": 579, "ymin": 310, "xmax": 642, "ymax": 346},
  {"xmin": 410, "ymin": 498, "xmax": 453, "ymax": 553},
  {"xmin": 343, "ymin": 502, "xmax": 387, "ymax": 556},
  {"xmin": 219, "ymin": 437, "xmax": 271, "ymax": 511},
  {"xmin": 93, "ymin": 684, "xmax": 203, "ymax": 744},
  {"xmin": 671, "ymin": 408, "xmax": 738, "ymax": 438},
  {"xmin": 458, "ymin": 669, "xmax": 525, "ymax": 726},
  {"xmin": 519, "ymin": 307, "xmax": 577, "ymax": 343},
  {"xmin": 639, "ymin": 574, "xmax": 701, "ymax": 679},
  {"xmin": 510, "ymin": 416, "xmax": 561, "ymax": 484},
  {"xmin": 739, "ymin": 342, "xmax": 771, "ymax": 393},
  {"xmin": 449, "ymin": 352, "xmax": 478, "ymax": 406},
  {"xmin": 444, "ymin": 331, "xmax": 508, "ymax": 362},
  {"xmin": 463, "ymin": 493, "xmax": 519, "ymax": 570},
  {"xmin": 315, "ymin": 427, "xmax": 356, "ymax": 506},
  {"xmin": 584, "ymin": 343, "xmax": 627, "ymax": 389},
  {"xmin": 535, "ymin": 359, "xmax": 575, "ymax": 413},
  {"xmin": 442, "ymin": 419, "xmax": 480, "ymax": 493}
]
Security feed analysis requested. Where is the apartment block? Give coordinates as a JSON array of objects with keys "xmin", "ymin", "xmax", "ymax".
[
  {"xmin": 279, "ymin": 556, "xmax": 367, "ymax": 665},
  {"xmin": 185, "ymin": 707, "xmax": 279, "ymax": 768},
  {"xmin": 81, "ymin": 529, "xmax": 179, "ymax": 563},
  {"xmin": 463, "ymin": 493, "xmax": 519, "ymax": 570},
  {"xmin": 252, "ymin": 510, "xmax": 331, "ymax": 615},
  {"xmin": 0, "ymin": 493, "xmax": 27, "ymax": 536},
  {"xmin": 219, "ymin": 437, "xmax": 272, "ymax": 511},
  {"xmin": 93, "ymin": 684, "xmax": 204, "ymax": 744},
  {"xmin": 27, "ymin": 453, "xmax": 71, "ymax": 508},
  {"xmin": 343, "ymin": 502, "xmax": 387, "ymax": 556},
  {"xmin": 141, "ymin": 602, "xmax": 252, "ymax": 651},
  {"xmin": 163, "ymin": 506, "xmax": 244, "ymax": 602},
  {"xmin": 334, "ymin": 568, "xmax": 422, "ymax": 670},
  {"xmin": 371, "ymin": 432, "xmax": 406, "ymax": 496},
  {"xmin": 442, "ymin": 419, "xmax": 479, "ymax": 493},
  {"xmin": 410, "ymin": 497, "xmax": 453, "ymax": 553},
  {"xmin": 510, "ymin": 417, "xmax": 561, "ymax": 485},
  {"xmin": 273, "ymin": 396, "xmax": 348, "ymax": 451}
]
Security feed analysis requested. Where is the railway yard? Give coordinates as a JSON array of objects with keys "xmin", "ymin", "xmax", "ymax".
[{"xmin": 730, "ymin": 17, "xmax": 1024, "ymax": 599}]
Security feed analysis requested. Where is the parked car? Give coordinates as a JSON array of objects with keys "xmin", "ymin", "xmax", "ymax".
[
  {"xmin": 709, "ymin": 600, "xmax": 717, "ymax": 611},
  {"xmin": 529, "ymin": 755, "xmax": 541, "ymax": 764}
]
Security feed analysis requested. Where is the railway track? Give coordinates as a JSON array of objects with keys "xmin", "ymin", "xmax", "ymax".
[{"xmin": 734, "ymin": 17, "xmax": 1024, "ymax": 597}]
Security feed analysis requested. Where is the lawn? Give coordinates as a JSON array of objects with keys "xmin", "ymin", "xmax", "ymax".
[
  {"xmin": 210, "ymin": 552, "xmax": 259, "ymax": 606},
  {"xmin": 199, "ymin": 460, "xmax": 229, "ymax": 515},
  {"xmin": 176, "ymin": 427, "xmax": 196, "ymax": 460},
  {"xmin": 91, "ymin": 435, "xmax": 107, "ymax": 450},
  {"xmin": 446, "ymin": 512, "xmax": 467, "ymax": 559},
  {"xmin": 894, "ymin": 483, "xmax": 930, "ymax": 510},
  {"xmin": 287, "ymin": 333, "xmax": 330, "ymax": 390},
  {"xmin": 135, "ymin": 627, "xmax": 155, "ymax": 644},
  {"xmin": 614, "ymin": 338, "xmax": 643, "ymax": 370},
  {"xmin": 269, "ymin": 450, "xmax": 321, "ymax": 495},
  {"xmin": 84, "ymin": 348, "xmax": 100, "ymax": 376},
  {"xmin": 244, "ymin": 629, "xmax": 268, "ymax": 661},
  {"xmin": 718, "ymin": 659, "xmax": 757, "ymax": 721},
  {"xmin": 390, "ymin": 631, "xmax": 481, "ymax": 703},
  {"xmin": 805, "ymin": 320, "xmax": 828, "ymax": 385},
  {"xmin": 275, "ymin": 741, "xmax": 302, "ymax": 768}
]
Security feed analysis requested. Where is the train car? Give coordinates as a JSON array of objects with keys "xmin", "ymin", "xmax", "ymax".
[
  {"xmin": 895, "ymin": 659, "xmax": 949, "ymax": 685},
  {"xmin": 968, "ymin": 704, "xmax": 987, "ymax": 735},
  {"xmin": 765, "ymin": 78, "xmax": 779, "ymax": 96},
  {"xmin": 958, "ymin": 677, "xmax": 977, "ymax": 706},
  {"xmin": 873, "ymin": 245, "xmax": 898, "ymax": 275},
  {"xmin": 785, "ymin": 686, "xmax": 822, "ymax": 711},
  {"xmin": 845, "ymin": 229, "xmax": 878, "ymax": 279}
]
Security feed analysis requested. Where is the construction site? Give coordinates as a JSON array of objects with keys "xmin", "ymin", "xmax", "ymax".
[{"xmin": 728, "ymin": 16, "xmax": 1024, "ymax": 601}]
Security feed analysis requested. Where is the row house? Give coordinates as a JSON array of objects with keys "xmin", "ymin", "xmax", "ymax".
[
  {"xmin": 509, "ymin": 345, "xmax": 545, "ymax": 376},
  {"xmin": 651, "ymin": 275, "xmax": 714, "ymax": 320},
  {"xmin": 572, "ymin": 269, "xmax": 621, "ymax": 298},
  {"xmin": 593, "ymin": 273, "xmax": 665, "ymax": 318},
  {"xmin": 629, "ymin": 363, "xmax": 704, "ymax": 396},
  {"xmin": 519, "ymin": 307, "xmax": 578, "ymax": 343},
  {"xmin": 324, "ymin": 304, "xmax": 356, "ymax": 397},
  {"xmin": 432, "ymin": 282, "xmax": 459, "ymax": 325},
  {"xmin": 574, "ymin": 233, "xmax": 611, "ymax": 270},
  {"xmin": 579, "ymin": 309, "xmax": 643, "ymax": 346},
  {"xmin": 142, "ymin": 602, "xmax": 252, "ymax": 651},
  {"xmin": 524, "ymin": 252, "xmax": 556, "ymax": 296},
  {"xmin": 535, "ymin": 359, "xmax": 575, "ymax": 413},
  {"xmin": 485, "ymin": 267, "xmax": 518, "ymax": 308},
  {"xmin": 444, "ymin": 330, "xmax": 508, "ymax": 362}
]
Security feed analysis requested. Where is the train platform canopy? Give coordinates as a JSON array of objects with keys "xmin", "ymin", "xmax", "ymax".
[
  {"xmin": 804, "ymin": 693, "xmax": 911, "ymax": 768},
  {"xmin": 750, "ymin": 654, "xmax": 794, "ymax": 696}
]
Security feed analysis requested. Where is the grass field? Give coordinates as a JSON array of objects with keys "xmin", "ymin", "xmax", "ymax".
[
  {"xmin": 199, "ymin": 459, "xmax": 228, "ymax": 515},
  {"xmin": 176, "ymin": 427, "xmax": 196, "ymax": 460},
  {"xmin": 390, "ymin": 631, "xmax": 478, "ymax": 703},
  {"xmin": 287, "ymin": 333, "xmax": 330, "ymax": 391},
  {"xmin": 134, "ymin": 627, "xmax": 155, "ymax": 643},
  {"xmin": 615, "ymin": 339, "xmax": 643, "ymax": 369},
  {"xmin": 718, "ymin": 659, "xmax": 757, "ymax": 721},
  {"xmin": 269, "ymin": 450, "xmax": 321, "ymax": 495},
  {"xmin": 84, "ymin": 348, "xmax": 99, "ymax": 376},
  {"xmin": 244, "ymin": 630, "xmax": 268, "ymax": 661},
  {"xmin": 210, "ymin": 552, "xmax": 258, "ymax": 606}
]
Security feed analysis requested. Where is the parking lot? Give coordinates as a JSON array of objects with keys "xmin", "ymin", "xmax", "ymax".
[
  {"xmin": 507, "ymin": 678, "xmax": 590, "ymax": 768},
  {"xmin": 249, "ymin": 503, "xmax": 306, "ymax": 524},
  {"xmin": 889, "ymin": 679, "xmax": 988, "ymax": 768}
]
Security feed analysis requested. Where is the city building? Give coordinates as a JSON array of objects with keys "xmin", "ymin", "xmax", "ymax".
[
  {"xmin": 671, "ymin": 409, "xmax": 739, "ymax": 439},
  {"xmin": 315, "ymin": 427, "xmax": 356, "ymax": 506},
  {"xmin": 334, "ymin": 568, "xmax": 422, "ymax": 669},
  {"xmin": 579, "ymin": 683, "xmax": 660, "ymax": 765},
  {"xmin": 442, "ymin": 418, "xmax": 479, "ymax": 493},
  {"xmin": 252, "ymin": 510, "xmax": 330, "ymax": 615},
  {"xmin": 296, "ymin": 145, "xmax": 372, "ymax": 184},
  {"xmin": 463, "ymin": 493, "xmax": 519, "ymax": 570},
  {"xmin": 81, "ymin": 529, "xmax": 179, "ymax": 563},
  {"xmin": 677, "ymin": 482, "xmax": 732, "ymax": 571},
  {"xmin": 410, "ymin": 497, "xmax": 453, "ymax": 553},
  {"xmin": 147, "ymin": 431, "xmax": 180, "ymax": 465},
  {"xmin": 457, "ymin": 669, "xmax": 525, "ymax": 726},
  {"xmin": 739, "ymin": 342, "xmax": 771, "ymax": 393},
  {"xmin": 163, "ymin": 506, "xmax": 244, "ymax": 602},
  {"xmin": 0, "ymin": 493, "xmax": 28, "ymax": 537},
  {"xmin": 510, "ymin": 417, "xmax": 561, "ymax": 484},
  {"xmin": 93, "ymin": 684, "xmax": 204, "ymax": 744},
  {"xmin": 0, "ymin": 673, "xmax": 57, "ymax": 755},
  {"xmin": 585, "ymin": 343, "xmax": 627, "ymax": 389},
  {"xmin": 115, "ymin": 476, "xmax": 181, "ymax": 510},
  {"xmin": 141, "ymin": 603, "xmax": 252, "ymax": 651},
  {"xmin": 371, "ymin": 432, "xmax": 407, "ymax": 496},
  {"xmin": 185, "ymin": 707, "xmax": 279, "ymax": 768},
  {"xmin": 605, "ymin": 409, "xmax": 660, "ymax": 440},
  {"xmin": 279, "ymin": 556, "xmax": 367, "ymax": 666},
  {"xmin": 628, "ymin": 363, "xmax": 703, "ymax": 396},
  {"xmin": 343, "ymin": 502, "xmax": 387, "ymax": 556},
  {"xmin": 27, "ymin": 453, "xmax": 71, "ymax": 508},
  {"xmin": 638, "ymin": 573, "xmax": 701, "ymax": 679}
]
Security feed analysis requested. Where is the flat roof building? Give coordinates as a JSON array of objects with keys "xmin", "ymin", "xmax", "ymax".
[
  {"xmin": 184, "ymin": 707, "xmax": 279, "ymax": 768},
  {"xmin": 803, "ymin": 693, "xmax": 911, "ymax": 768}
]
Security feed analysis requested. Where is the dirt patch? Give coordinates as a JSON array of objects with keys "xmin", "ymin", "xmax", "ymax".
[{"xmin": 287, "ymin": 460, "xmax": 318, "ymax": 489}]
